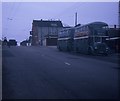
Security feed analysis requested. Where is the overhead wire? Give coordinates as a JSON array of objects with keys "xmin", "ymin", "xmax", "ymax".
[
  {"xmin": 3, "ymin": 1, "xmax": 22, "ymax": 41},
  {"xmin": 54, "ymin": 2, "xmax": 81, "ymax": 26}
]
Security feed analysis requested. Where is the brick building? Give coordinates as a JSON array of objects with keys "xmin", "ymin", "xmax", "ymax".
[
  {"xmin": 106, "ymin": 25, "xmax": 120, "ymax": 53},
  {"xmin": 31, "ymin": 19, "xmax": 63, "ymax": 46}
]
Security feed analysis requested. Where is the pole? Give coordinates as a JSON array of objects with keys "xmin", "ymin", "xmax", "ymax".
[{"xmin": 75, "ymin": 12, "xmax": 77, "ymax": 26}]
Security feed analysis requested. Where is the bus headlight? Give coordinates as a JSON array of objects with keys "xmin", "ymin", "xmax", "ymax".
[
  {"xmin": 95, "ymin": 47, "xmax": 97, "ymax": 49},
  {"xmin": 106, "ymin": 47, "xmax": 109, "ymax": 50}
]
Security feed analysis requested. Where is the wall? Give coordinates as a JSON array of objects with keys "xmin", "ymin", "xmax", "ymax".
[{"xmin": 38, "ymin": 27, "xmax": 62, "ymax": 45}]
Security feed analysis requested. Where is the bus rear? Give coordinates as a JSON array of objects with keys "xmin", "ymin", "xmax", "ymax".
[{"xmin": 57, "ymin": 28, "xmax": 74, "ymax": 51}]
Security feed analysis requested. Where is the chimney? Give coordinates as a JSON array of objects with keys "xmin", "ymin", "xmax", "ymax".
[{"xmin": 75, "ymin": 12, "xmax": 77, "ymax": 26}]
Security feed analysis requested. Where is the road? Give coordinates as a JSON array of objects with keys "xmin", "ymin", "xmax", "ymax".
[{"xmin": 2, "ymin": 46, "xmax": 119, "ymax": 99}]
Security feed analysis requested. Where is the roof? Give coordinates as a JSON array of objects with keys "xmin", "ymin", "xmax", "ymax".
[
  {"xmin": 88, "ymin": 22, "xmax": 108, "ymax": 26},
  {"xmin": 33, "ymin": 20, "xmax": 63, "ymax": 27},
  {"xmin": 75, "ymin": 21, "xmax": 108, "ymax": 28},
  {"xmin": 87, "ymin": 22, "xmax": 108, "ymax": 28}
]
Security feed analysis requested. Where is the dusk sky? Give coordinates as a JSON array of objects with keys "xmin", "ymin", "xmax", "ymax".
[{"xmin": 1, "ymin": 1, "xmax": 119, "ymax": 44}]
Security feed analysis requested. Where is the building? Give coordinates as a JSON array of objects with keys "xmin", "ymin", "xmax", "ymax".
[
  {"xmin": 106, "ymin": 25, "xmax": 120, "ymax": 53},
  {"xmin": 9, "ymin": 39, "xmax": 17, "ymax": 46},
  {"xmin": 43, "ymin": 34, "xmax": 58, "ymax": 46},
  {"xmin": 31, "ymin": 19, "xmax": 63, "ymax": 46}
]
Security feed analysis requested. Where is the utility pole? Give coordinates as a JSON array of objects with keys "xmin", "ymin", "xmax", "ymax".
[{"xmin": 75, "ymin": 12, "xmax": 77, "ymax": 26}]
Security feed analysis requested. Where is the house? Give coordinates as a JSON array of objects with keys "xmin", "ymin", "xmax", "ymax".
[
  {"xmin": 31, "ymin": 19, "xmax": 63, "ymax": 46},
  {"xmin": 9, "ymin": 39, "xmax": 17, "ymax": 46}
]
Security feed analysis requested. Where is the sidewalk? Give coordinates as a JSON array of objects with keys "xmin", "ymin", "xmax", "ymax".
[
  {"xmin": 110, "ymin": 52, "xmax": 120, "ymax": 58},
  {"xmin": 47, "ymin": 46, "xmax": 57, "ymax": 48}
]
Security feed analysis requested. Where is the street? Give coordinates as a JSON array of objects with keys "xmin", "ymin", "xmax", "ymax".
[{"xmin": 2, "ymin": 46, "xmax": 119, "ymax": 99}]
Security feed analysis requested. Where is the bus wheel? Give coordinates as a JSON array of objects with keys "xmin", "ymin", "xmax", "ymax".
[{"xmin": 104, "ymin": 53, "xmax": 108, "ymax": 56}]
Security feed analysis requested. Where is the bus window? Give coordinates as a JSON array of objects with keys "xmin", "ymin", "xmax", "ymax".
[
  {"xmin": 102, "ymin": 37, "xmax": 106, "ymax": 42},
  {"xmin": 95, "ymin": 37, "xmax": 101, "ymax": 42},
  {"xmin": 88, "ymin": 37, "xmax": 93, "ymax": 45}
]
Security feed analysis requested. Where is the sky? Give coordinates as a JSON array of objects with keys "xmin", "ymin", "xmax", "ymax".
[{"xmin": 1, "ymin": 0, "xmax": 119, "ymax": 44}]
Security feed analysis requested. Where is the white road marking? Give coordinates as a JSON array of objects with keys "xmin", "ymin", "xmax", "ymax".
[{"xmin": 65, "ymin": 62, "xmax": 71, "ymax": 66}]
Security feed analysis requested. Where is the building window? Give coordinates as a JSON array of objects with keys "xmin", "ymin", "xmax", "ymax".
[{"xmin": 51, "ymin": 23, "xmax": 57, "ymax": 27}]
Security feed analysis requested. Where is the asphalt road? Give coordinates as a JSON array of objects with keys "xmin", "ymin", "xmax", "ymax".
[{"xmin": 2, "ymin": 46, "xmax": 119, "ymax": 99}]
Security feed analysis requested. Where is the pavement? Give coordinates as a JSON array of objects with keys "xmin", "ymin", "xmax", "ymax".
[
  {"xmin": 47, "ymin": 45, "xmax": 120, "ymax": 64},
  {"xmin": 2, "ymin": 46, "xmax": 119, "ymax": 99}
]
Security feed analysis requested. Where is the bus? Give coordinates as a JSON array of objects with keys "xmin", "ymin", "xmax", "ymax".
[
  {"xmin": 57, "ymin": 27, "xmax": 74, "ymax": 51},
  {"xmin": 74, "ymin": 22, "xmax": 110, "ymax": 55},
  {"xmin": 57, "ymin": 22, "xmax": 110, "ymax": 55}
]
